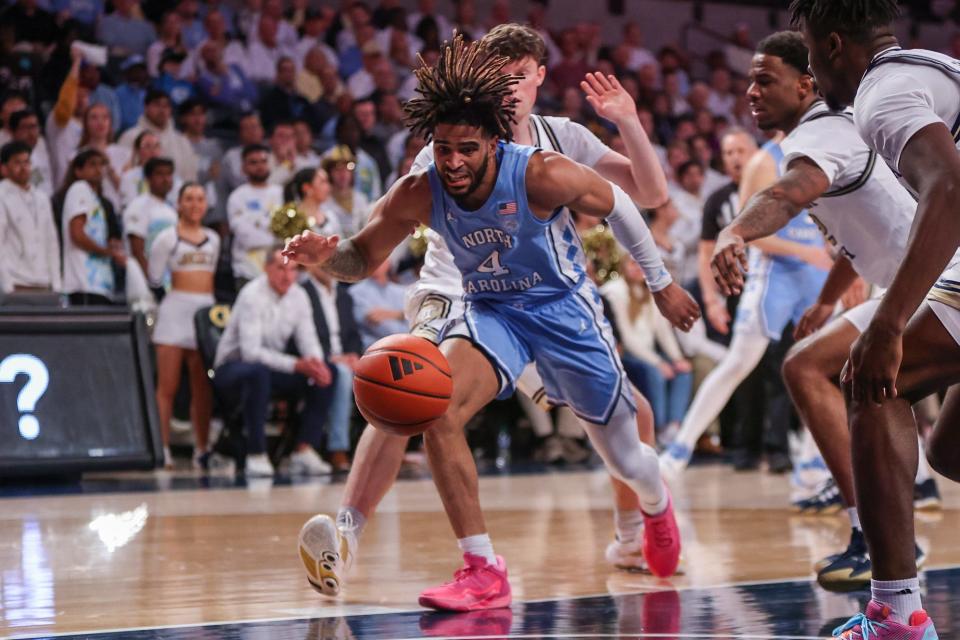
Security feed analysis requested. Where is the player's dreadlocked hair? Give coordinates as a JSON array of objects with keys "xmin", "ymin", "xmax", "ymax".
[
  {"xmin": 403, "ymin": 34, "xmax": 521, "ymax": 142},
  {"xmin": 789, "ymin": 0, "xmax": 900, "ymax": 41}
]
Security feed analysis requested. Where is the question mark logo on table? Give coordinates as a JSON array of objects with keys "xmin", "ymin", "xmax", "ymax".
[{"xmin": 0, "ymin": 354, "xmax": 50, "ymax": 440}]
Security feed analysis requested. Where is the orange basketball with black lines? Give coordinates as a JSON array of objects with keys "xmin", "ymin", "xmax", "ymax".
[{"xmin": 353, "ymin": 334, "xmax": 452, "ymax": 436}]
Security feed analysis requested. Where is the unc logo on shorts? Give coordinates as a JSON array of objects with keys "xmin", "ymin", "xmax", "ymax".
[{"xmin": 389, "ymin": 356, "xmax": 424, "ymax": 381}]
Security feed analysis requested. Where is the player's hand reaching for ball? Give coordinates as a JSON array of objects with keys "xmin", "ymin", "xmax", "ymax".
[
  {"xmin": 653, "ymin": 282, "xmax": 700, "ymax": 332},
  {"xmin": 282, "ymin": 231, "xmax": 340, "ymax": 266},
  {"xmin": 711, "ymin": 229, "xmax": 748, "ymax": 296}
]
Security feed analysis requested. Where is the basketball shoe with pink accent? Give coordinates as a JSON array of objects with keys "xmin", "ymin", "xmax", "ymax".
[
  {"xmin": 833, "ymin": 600, "xmax": 938, "ymax": 640},
  {"xmin": 418, "ymin": 553, "xmax": 512, "ymax": 612},
  {"xmin": 642, "ymin": 489, "xmax": 681, "ymax": 578}
]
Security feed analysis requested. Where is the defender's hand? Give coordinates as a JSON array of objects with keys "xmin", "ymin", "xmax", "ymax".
[
  {"xmin": 841, "ymin": 321, "xmax": 902, "ymax": 405},
  {"xmin": 581, "ymin": 72, "xmax": 637, "ymax": 124},
  {"xmin": 711, "ymin": 230, "xmax": 748, "ymax": 296},
  {"xmin": 794, "ymin": 301, "xmax": 834, "ymax": 340},
  {"xmin": 282, "ymin": 231, "xmax": 339, "ymax": 266}
]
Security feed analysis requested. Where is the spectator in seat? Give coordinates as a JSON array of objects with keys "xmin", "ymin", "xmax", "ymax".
[
  {"xmin": 292, "ymin": 120, "xmax": 321, "ymax": 169},
  {"xmin": 323, "ymin": 114, "xmax": 382, "ymax": 202},
  {"xmin": 603, "ymin": 256, "xmax": 692, "ymax": 441},
  {"xmin": 284, "ymin": 166, "xmax": 341, "ymax": 238},
  {"xmin": 212, "ymin": 246, "xmax": 335, "ymax": 477},
  {"xmin": 303, "ymin": 263, "xmax": 361, "ymax": 472},
  {"xmin": 230, "ymin": 14, "xmax": 295, "ymax": 85},
  {"xmin": 194, "ymin": 40, "xmax": 259, "ymax": 118},
  {"xmin": 178, "ymin": 99, "xmax": 224, "ymax": 226},
  {"xmin": 124, "ymin": 156, "xmax": 178, "ymax": 278},
  {"xmin": 1, "ymin": 0, "xmax": 59, "ymax": 50},
  {"xmin": 149, "ymin": 182, "xmax": 219, "ymax": 469},
  {"xmin": 227, "ymin": 143, "xmax": 284, "ymax": 287},
  {"xmin": 58, "ymin": 148, "xmax": 126, "ymax": 306},
  {"xmin": 293, "ymin": 9, "xmax": 339, "ymax": 69},
  {"xmin": 349, "ymin": 259, "xmax": 407, "ymax": 348},
  {"xmin": 452, "ymin": 0, "xmax": 485, "ymax": 42},
  {"xmin": 153, "ymin": 49, "xmax": 195, "ymax": 107},
  {"xmin": 120, "ymin": 130, "xmax": 183, "ymax": 208},
  {"xmin": 9, "ymin": 110, "xmax": 53, "ymax": 197},
  {"xmin": 79, "ymin": 103, "xmax": 130, "ymax": 210},
  {"xmin": 266, "ymin": 120, "xmax": 300, "ymax": 186},
  {"xmin": 296, "ymin": 46, "xmax": 340, "ymax": 105},
  {"xmin": 322, "ymin": 146, "xmax": 370, "ymax": 237},
  {"xmin": 115, "ymin": 56, "xmax": 150, "ymax": 134},
  {"xmin": 180, "ymin": 8, "xmax": 230, "ymax": 79},
  {"xmin": 79, "ymin": 58, "xmax": 122, "ymax": 133},
  {"xmin": 96, "ymin": 0, "xmax": 158, "ymax": 57},
  {"xmin": 0, "ymin": 142, "xmax": 61, "ymax": 298},
  {"xmin": 46, "ymin": 48, "xmax": 90, "ymax": 189},
  {"xmin": 176, "ymin": 0, "xmax": 206, "ymax": 51},
  {"xmin": 259, "ymin": 57, "xmax": 313, "ymax": 133},
  {"xmin": 222, "ymin": 112, "xmax": 265, "ymax": 193},
  {"xmin": 119, "ymin": 89, "xmax": 199, "ymax": 182},
  {"xmin": 0, "ymin": 91, "xmax": 29, "ymax": 147},
  {"xmin": 146, "ymin": 8, "xmax": 184, "ymax": 75}
]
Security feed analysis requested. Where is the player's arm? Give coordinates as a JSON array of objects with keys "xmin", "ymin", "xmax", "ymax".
[
  {"xmin": 527, "ymin": 151, "xmax": 700, "ymax": 331},
  {"xmin": 794, "ymin": 256, "xmax": 860, "ymax": 340},
  {"xmin": 582, "ymin": 72, "xmax": 669, "ymax": 208},
  {"xmin": 283, "ymin": 174, "xmax": 430, "ymax": 282},
  {"xmin": 713, "ymin": 156, "xmax": 831, "ymax": 295}
]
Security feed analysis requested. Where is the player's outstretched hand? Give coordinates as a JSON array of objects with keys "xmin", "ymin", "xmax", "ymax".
[
  {"xmin": 282, "ymin": 231, "xmax": 339, "ymax": 266},
  {"xmin": 653, "ymin": 283, "xmax": 700, "ymax": 333},
  {"xmin": 840, "ymin": 322, "xmax": 902, "ymax": 405},
  {"xmin": 711, "ymin": 229, "xmax": 748, "ymax": 296},
  {"xmin": 581, "ymin": 72, "xmax": 636, "ymax": 125},
  {"xmin": 794, "ymin": 301, "xmax": 834, "ymax": 340}
]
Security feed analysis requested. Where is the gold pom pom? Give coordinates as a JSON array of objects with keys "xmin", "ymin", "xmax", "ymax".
[
  {"xmin": 581, "ymin": 224, "xmax": 623, "ymax": 285},
  {"xmin": 270, "ymin": 202, "xmax": 313, "ymax": 241}
]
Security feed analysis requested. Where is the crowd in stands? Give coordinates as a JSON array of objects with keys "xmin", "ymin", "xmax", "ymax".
[{"xmin": 0, "ymin": 0, "xmax": 872, "ymax": 474}]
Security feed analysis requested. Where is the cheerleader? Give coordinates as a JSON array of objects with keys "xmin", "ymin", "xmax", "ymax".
[{"xmin": 149, "ymin": 182, "xmax": 220, "ymax": 469}]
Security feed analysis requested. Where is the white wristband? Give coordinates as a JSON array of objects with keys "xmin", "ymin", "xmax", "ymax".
[{"xmin": 606, "ymin": 183, "xmax": 673, "ymax": 293}]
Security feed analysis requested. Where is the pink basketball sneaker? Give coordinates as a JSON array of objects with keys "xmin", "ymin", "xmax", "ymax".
[
  {"xmin": 642, "ymin": 489, "xmax": 682, "ymax": 578},
  {"xmin": 418, "ymin": 553, "xmax": 512, "ymax": 612},
  {"xmin": 833, "ymin": 600, "xmax": 938, "ymax": 640}
]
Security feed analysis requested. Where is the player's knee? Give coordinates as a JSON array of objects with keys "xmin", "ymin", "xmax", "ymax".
[{"xmin": 782, "ymin": 344, "xmax": 817, "ymax": 388}]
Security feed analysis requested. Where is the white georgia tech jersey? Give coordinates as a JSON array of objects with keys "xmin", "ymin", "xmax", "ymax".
[{"xmin": 779, "ymin": 100, "xmax": 944, "ymax": 288}]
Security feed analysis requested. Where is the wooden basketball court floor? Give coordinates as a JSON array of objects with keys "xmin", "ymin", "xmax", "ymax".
[{"xmin": 2, "ymin": 463, "xmax": 959, "ymax": 639}]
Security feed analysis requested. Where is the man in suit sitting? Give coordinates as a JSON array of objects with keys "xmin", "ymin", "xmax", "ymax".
[{"xmin": 303, "ymin": 263, "xmax": 362, "ymax": 471}]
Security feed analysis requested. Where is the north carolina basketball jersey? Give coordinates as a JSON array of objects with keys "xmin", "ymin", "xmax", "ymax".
[
  {"xmin": 411, "ymin": 116, "xmax": 610, "ymax": 299},
  {"xmin": 752, "ymin": 141, "xmax": 823, "ymax": 271},
  {"xmin": 855, "ymin": 47, "xmax": 960, "ymax": 190},
  {"xmin": 427, "ymin": 142, "xmax": 585, "ymax": 304},
  {"xmin": 779, "ymin": 101, "xmax": 923, "ymax": 288}
]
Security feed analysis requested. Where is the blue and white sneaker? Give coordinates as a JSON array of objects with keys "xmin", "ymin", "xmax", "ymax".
[{"xmin": 659, "ymin": 442, "xmax": 692, "ymax": 479}]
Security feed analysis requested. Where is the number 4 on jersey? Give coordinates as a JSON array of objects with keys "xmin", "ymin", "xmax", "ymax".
[{"xmin": 477, "ymin": 250, "xmax": 510, "ymax": 276}]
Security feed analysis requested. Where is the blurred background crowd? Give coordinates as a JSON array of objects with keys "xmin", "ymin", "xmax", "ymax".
[{"xmin": 1, "ymin": 0, "xmax": 956, "ymax": 478}]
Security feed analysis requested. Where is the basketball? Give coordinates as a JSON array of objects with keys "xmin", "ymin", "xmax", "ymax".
[{"xmin": 353, "ymin": 334, "xmax": 453, "ymax": 436}]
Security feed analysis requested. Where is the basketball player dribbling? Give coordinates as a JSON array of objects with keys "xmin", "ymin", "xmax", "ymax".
[
  {"xmin": 284, "ymin": 35, "xmax": 699, "ymax": 611},
  {"xmin": 294, "ymin": 23, "xmax": 684, "ymax": 600}
]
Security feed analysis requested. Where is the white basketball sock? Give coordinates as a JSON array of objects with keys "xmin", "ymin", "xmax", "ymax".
[
  {"xmin": 915, "ymin": 434, "xmax": 932, "ymax": 484},
  {"xmin": 458, "ymin": 533, "xmax": 497, "ymax": 565},
  {"xmin": 871, "ymin": 577, "xmax": 922, "ymax": 624},
  {"xmin": 847, "ymin": 507, "xmax": 861, "ymax": 531},
  {"xmin": 336, "ymin": 506, "xmax": 367, "ymax": 539},
  {"xmin": 614, "ymin": 508, "xmax": 644, "ymax": 542}
]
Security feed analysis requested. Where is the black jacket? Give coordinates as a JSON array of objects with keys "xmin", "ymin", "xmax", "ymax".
[{"xmin": 303, "ymin": 279, "xmax": 363, "ymax": 357}]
